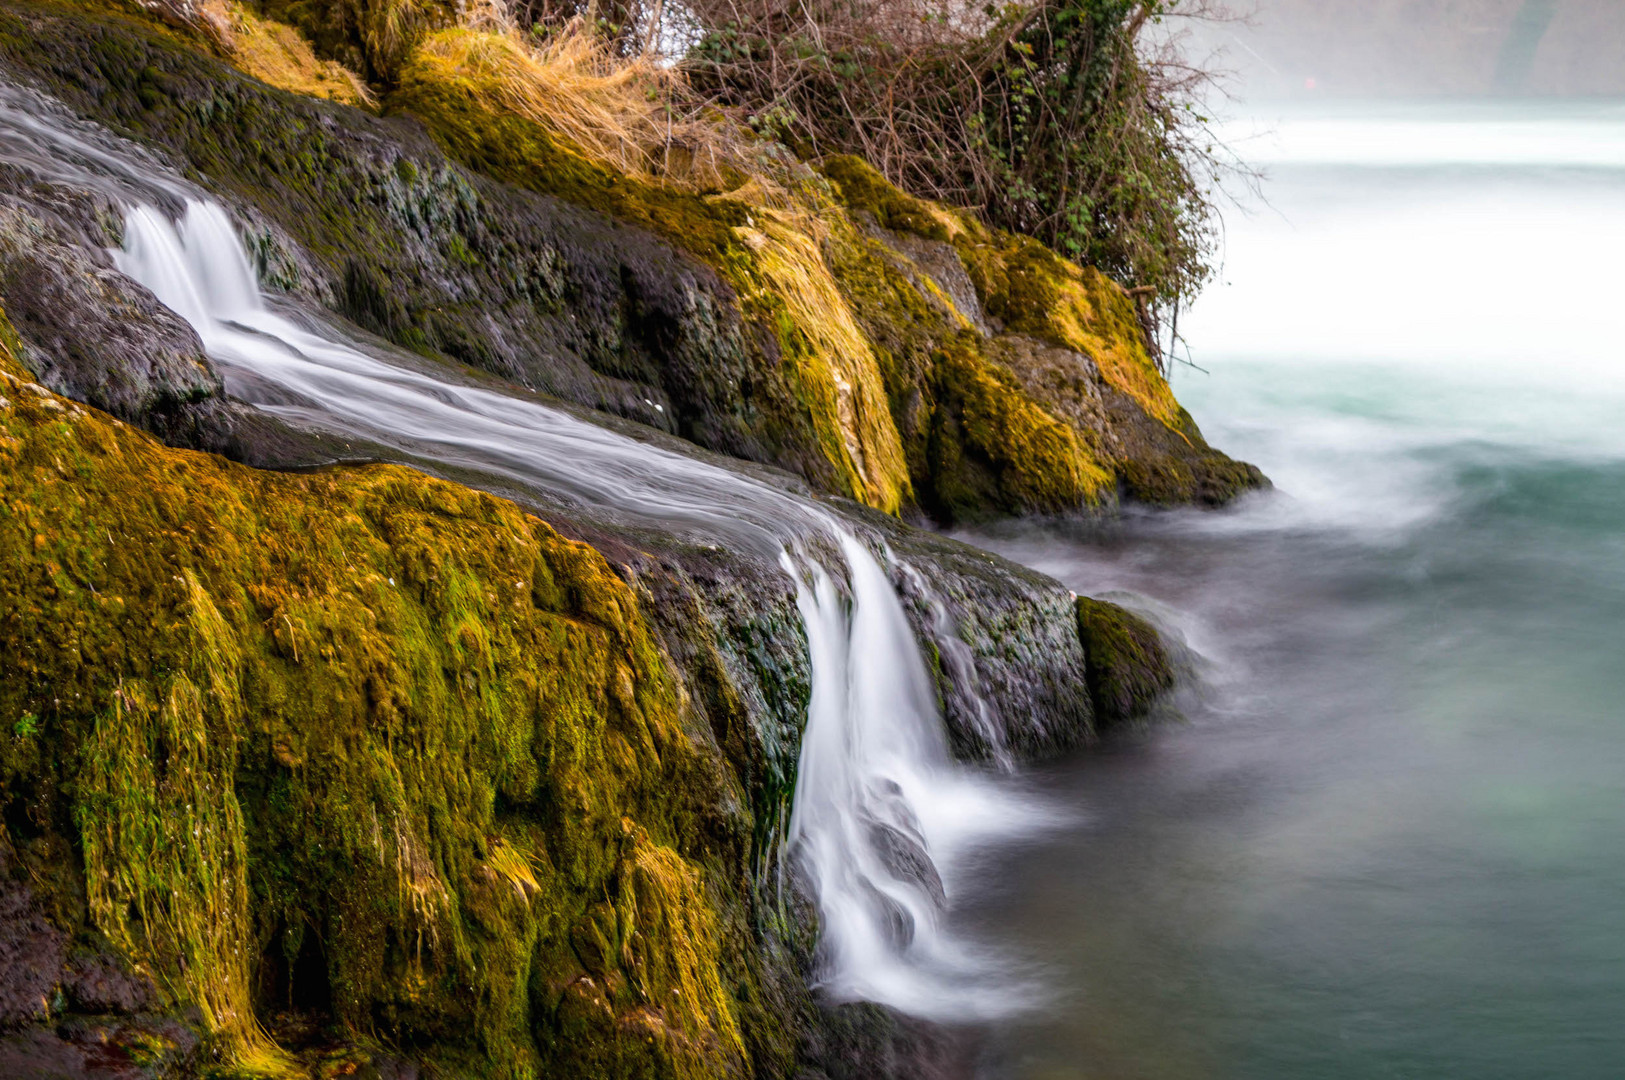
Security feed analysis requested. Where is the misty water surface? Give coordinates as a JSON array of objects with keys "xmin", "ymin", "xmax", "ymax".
[{"xmin": 957, "ymin": 101, "xmax": 1625, "ymax": 1079}]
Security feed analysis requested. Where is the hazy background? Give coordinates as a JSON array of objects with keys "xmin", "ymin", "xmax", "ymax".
[{"xmin": 1195, "ymin": 0, "xmax": 1625, "ymax": 99}]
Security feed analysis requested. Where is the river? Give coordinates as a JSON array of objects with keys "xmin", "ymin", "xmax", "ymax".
[{"xmin": 957, "ymin": 101, "xmax": 1625, "ymax": 1078}]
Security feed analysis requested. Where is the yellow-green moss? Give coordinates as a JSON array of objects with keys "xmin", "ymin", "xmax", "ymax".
[
  {"xmin": 388, "ymin": 59, "xmax": 914, "ymax": 514},
  {"xmin": 927, "ymin": 334, "xmax": 1112, "ymax": 518},
  {"xmin": 957, "ymin": 231, "xmax": 1180, "ymax": 428},
  {"xmin": 810, "ymin": 174, "xmax": 1117, "ymax": 519},
  {"xmin": 254, "ymin": 0, "xmax": 459, "ymax": 83},
  {"xmin": 815, "ymin": 157, "xmax": 1182, "ymax": 432},
  {"xmin": 738, "ymin": 213, "xmax": 911, "ymax": 513},
  {"xmin": 1074, "ymin": 597, "xmax": 1175, "ymax": 729},
  {"xmin": 0, "ymin": 305, "xmax": 748, "ymax": 1077},
  {"xmin": 815, "ymin": 156, "xmax": 955, "ymax": 244}
]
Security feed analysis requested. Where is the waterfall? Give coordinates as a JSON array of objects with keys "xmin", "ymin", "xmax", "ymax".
[
  {"xmin": 108, "ymin": 198, "xmax": 1046, "ymax": 1019},
  {"xmin": 0, "ymin": 54, "xmax": 1055, "ymax": 1010}
]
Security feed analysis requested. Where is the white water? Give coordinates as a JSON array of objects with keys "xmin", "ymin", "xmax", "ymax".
[
  {"xmin": 1169, "ymin": 102, "xmax": 1625, "ymax": 540},
  {"xmin": 108, "ymin": 197, "xmax": 1042, "ymax": 1019}
]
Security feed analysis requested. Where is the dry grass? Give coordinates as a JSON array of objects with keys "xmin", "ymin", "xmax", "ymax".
[
  {"xmin": 200, "ymin": 0, "xmax": 375, "ymax": 106},
  {"xmin": 484, "ymin": 836, "xmax": 543, "ymax": 902},
  {"xmin": 739, "ymin": 209, "xmax": 911, "ymax": 513},
  {"xmin": 409, "ymin": 23, "xmax": 737, "ymax": 188}
]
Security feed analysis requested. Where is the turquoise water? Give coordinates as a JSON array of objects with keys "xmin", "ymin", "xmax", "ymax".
[{"xmin": 960, "ymin": 104, "xmax": 1625, "ymax": 1078}]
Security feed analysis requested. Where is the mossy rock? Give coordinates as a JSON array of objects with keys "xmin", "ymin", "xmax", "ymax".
[
  {"xmin": 816, "ymin": 155, "xmax": 952, "ymax": 243},
  {"xmin": 0, "ymin": 0, "xmax": 1265, "ymax": 523},
  {"xmin": 0, "ymin": 303, "xmax": 764, "ymax": 1077},
  {"xmin": 1074, "ymin": 596, "xmax": 1175, "ymax": 730},
  {"xmin": 814, "ymin": 158, "xmax": 1267, "ymax": 519},
  {"xmin": 1105, "ymin": 398, "xmax": 1271, "ymax": 508},
  {"xmin": 922, "ymin": 333, "xmax": 1112, "ymax": 521},
  {"xmin": 386, "ymin": 57, "xmax": 915, "ymax": 513}
]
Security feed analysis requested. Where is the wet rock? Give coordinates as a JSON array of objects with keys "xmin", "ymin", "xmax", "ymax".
[
  {"xmin": 0, "ymin": 875, "xmax": 63, "ymax": 1029},
  {"xmin": 866, "ymin": 820, "xmax": 946, "ymax": 913},
  {"xmin": 63, "ymin": 952, "xmax": 155, "ymax": 1016},
  {"xmin": 1074, "ymin": 595, "xmax": 1177, "ymax": 728},
  {"xmin": 0, "ymin": 13, "xmax": 792, "ymax": 467},
  {"xmin": 799, "ymin": 1002, "xmax": 977, "ymax": 1080},
  {"xmin": 1102, "ymin": 386, "xmax": 1272, "ymax": 507},
  {"xmin": 882, "ymin": 518, "xmax": 1096, "ymax": 760},
  {"xmin": 0, "ymin": 1017, "xmax": 200, "ymax": 1079},
  {"xmin": 0, "ymin": 197, "xmax": 234, "ymax": 450}
]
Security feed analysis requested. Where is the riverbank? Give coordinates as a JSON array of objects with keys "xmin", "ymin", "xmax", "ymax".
[{"xmin": 0, "ymin": 2, "xmax": 1247, "ymax": 1075}]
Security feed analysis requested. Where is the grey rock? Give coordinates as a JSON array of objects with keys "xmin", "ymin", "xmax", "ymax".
[{"xmin": 0, "ymin": 196, "xmax": 233, "ymax": 450}]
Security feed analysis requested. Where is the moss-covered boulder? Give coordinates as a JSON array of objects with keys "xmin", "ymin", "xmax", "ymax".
[
  {"xmin": 0, "ymin": 303, "xmax": 780, "ymax": 1077},
  {"xmin": 1074, "ymin": 596, "xmax": 1177, "ymax": 730},
  {"xmin": 818, "ymin": 154, "xmax": 1269, "ymax": 519},
  {"xmin": 0, "ymin": 7, "xmax": 1267, "ymax": 1075}
]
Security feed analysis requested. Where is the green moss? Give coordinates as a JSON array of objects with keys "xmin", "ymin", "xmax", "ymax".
[
  {"xmin": 924, "ymin": 334, "xmax": 1112, "ymax": 521},
  {"xmin": 0, "ymin": 310, "xmax": 754, "ymax": 1077},
  {"xmin": 387, "ymin": 62, "xmax": 923, "ymax": 515},
  {"xmin": 957, "ymin": 230, "xmax": 1181, "ymax": 428},
  {"xmin": 388, "ymin": 60, "xmax": 754, "ymax": 282},
  {"xmin": 1073, "ymin": 597, "xmax": 1174, "ymax": 730},
  {"xmin": 255, "ymin": 0, "xmax": 461, "ymax": 84},
  {"xmin": 0, "ymin": 1, "xmax": 1260, "ymax": 522},
  {"xmin": 804, "ymin": 176, "xmax": 1124, "ymax": 522},
  {"xmin": 816, "ymin": 155, "xmax": 951, "ymax": 243}
]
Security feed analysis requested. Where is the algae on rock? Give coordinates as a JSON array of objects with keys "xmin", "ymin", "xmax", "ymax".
[
  {"xmin": 0, "ymin": 0, "xmax": 1260, "ymax": 523},
  {"xmin": 1074, "ymin": 596, "xmax": 1177, "ymax": 729}
]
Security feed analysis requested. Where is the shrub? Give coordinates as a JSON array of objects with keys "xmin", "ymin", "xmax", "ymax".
[{"xmin": 686, "ymin": 0, "xmax": 1230, "ymax": 308}]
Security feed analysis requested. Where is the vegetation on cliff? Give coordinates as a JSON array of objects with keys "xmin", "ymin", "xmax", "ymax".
[
  {"xmin": 0, "ymin": 0, "xmax": 1259, "ymax": 521},
  {"xmin": 689, "ymin": 0, "xmax": 1225, "ymax": 309},
  {"xmin": 0, "ymin": 3, "xmax": 1226, "ymax": 1074},
  {"xmin": 381, "ymin": 16, "xmax": 1257, "ymax": 516},
  {"xmin": 0, "ymin": 305, "xmax": 772, "ymax": 1077}
]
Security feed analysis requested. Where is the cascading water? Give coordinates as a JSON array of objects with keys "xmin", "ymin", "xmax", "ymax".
[
  {"xmin": 0, "ymin": 72, "xmax": 1059, "ymax": 1016},
  {"xmin": 787, "ymin": 532, "xmax": 1046, "ymax": 1015},
  {"xmin": 102, "ymin": 192, "xmax": 1047, "ymax": 1017}
]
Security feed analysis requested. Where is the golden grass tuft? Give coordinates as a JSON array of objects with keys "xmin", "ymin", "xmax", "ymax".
[
  {"xmin": 485, "ymin": 835, "xmax": 543, "ymax": 901},
  {"xmin": 406, "ymin": 23, "xmax": 735, "ymax": 188},
  {"xmin": 739, "ymin": 209, "xmax": 912, "ymax": 513},
  {"xmin": 201, "ymin": 0, "xmax": 374, "ymax": 107}
]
